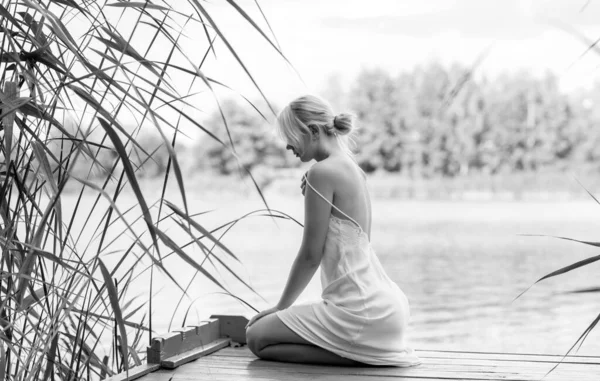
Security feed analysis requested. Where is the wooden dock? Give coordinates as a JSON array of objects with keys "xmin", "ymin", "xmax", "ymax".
[{"xmin": 108, "ymin": 315, "xmax": 600, "ymax": 381}]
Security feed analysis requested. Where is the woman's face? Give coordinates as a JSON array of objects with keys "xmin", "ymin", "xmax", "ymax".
[
  {"xmin": 286, "ymin": 143, "xmax": 300, "ymax": 160},
  {"xmin": 286, "ymin": 134, "xmax": 313, "ymax": 162}
]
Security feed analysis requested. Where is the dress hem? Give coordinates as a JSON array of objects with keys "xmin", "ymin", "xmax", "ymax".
[{"xmin": 275, "ymin": 308, "xmax": 422, "ymax": 367}]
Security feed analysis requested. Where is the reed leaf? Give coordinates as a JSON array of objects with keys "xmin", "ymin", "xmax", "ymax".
[
  {"xmin": 1, "ymin": 1, "xmax": 288, "ymax": 377},
  {"xmin": 189, "ymin": 0, "xmax": 276, "ymax": 114},
  {"xmin": 106, "ymin": 2, "xmax": 171, "ymax": 11},
  {"xmin": 171, "ymin": 217, "xmax": 256, "ymax": 295},
  {"xmin": 96, "ymin": 117, "xmax": 159, "ymax": 253},
  {"xmin": 153, "ymin": 227, "xmax": 226, "ymax": 292},
  {"xmin": 165, "ymin": 200, "xmax": 239, "ymax": 261},
  {"xmin": 71, "ymin": 308, "xmax": 149, "ymax": 331},
  {"xmin": 41, "ymin": 332, "xmax": 59, "ymax": 381},
  {"xmin": 542, "ymin": 312, "xmax": 600, "ymax": 378},
  {"xmin": 97, "ymin": 259, "xmax": 128, "ymax": 373},
  {"xmin": 0, "ymin": 343, "xmax": 5, "ymax": 381}
]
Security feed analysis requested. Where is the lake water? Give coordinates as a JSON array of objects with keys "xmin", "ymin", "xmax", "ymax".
[{"xmin": 64, "ymin": 188, "xmax": 600, "ymax": 357}]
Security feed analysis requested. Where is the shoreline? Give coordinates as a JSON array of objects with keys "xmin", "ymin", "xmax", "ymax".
[{"xmin": 62, "ymin": 171, "xmax": 600, "ymax": 203}]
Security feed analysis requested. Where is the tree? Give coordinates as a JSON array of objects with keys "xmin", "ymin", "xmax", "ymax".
[{"xmin": 195, "ymin": 99, "xmax": 298, "ymax": 175}]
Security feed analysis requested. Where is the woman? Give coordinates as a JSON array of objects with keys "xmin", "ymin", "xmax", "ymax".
[{"xmin": 245, "ymin": 95, "xmax": 421, "ymax": 367}]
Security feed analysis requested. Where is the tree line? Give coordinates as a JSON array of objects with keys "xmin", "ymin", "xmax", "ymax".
[
  {"xmin": 195, "ymin": 63, "xmax": 600, "ymax": 179},
  {"xmin": 80, "ymin": 62, "xmax": 600, "ymax": 180}
]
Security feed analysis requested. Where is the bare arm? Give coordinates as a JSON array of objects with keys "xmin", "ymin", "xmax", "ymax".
[{"xmin": 276, "ymin": 165, "xmax": 334, "ymax": 310}]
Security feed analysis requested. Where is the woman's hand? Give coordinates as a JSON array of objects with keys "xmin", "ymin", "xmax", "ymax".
[
  {"xmin": 301, "ymin": 171, "xmax": 308, "ymax": 196},
  {"xmin": 246, "ymin": 306, "xmax": 280, "ymax": 329}
]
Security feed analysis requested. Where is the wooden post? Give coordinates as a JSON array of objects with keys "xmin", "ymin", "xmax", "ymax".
[
  {"xmin": 210, "ymin": 314, "xmax": 249, "ymax": 344},
  {"xmin": 106, "ymin": 315, "xmax": 249, "ymax": 381},
  {"xmin": 147, "ymin": 318, "xmax": 222, "ymax": 364}
]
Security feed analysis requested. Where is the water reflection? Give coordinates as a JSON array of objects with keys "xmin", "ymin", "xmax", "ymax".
[{"xmin": 67, "ymin": 193, "xmax": 600, "ymax": 356}]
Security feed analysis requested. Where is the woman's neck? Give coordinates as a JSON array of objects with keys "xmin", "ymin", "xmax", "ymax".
[{"xmin": 314, "ymin": 137, "xmax": 344, "ymax": 162}]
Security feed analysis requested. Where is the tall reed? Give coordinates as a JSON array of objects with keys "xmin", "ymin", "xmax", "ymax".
[
  {"xmin": 0, "ymin": 1, "xmax": 292, "ymax": 379},
  {"xmin": 517, "ymin": 180, "xmax": 600, "ymax": 374}
]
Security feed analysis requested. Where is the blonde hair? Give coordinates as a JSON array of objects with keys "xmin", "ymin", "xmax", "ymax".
[{"xmin": 276, "ymin": 95, "xmax": 356, "ymax": 157}]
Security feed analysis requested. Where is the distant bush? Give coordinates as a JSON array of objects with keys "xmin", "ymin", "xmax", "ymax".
[
  {"xmin": 192, "ymin": 64, "xmax": 600, "ymax": 180},
  {"xmin": 193, "ymin": 98, "xmax": 300, "ymax": 177}
]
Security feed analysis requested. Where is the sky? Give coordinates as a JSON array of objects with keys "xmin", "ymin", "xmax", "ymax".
[
  {"xmin": 75, "ymin": 0, "xmax": 600, "ymax": 141},
  {"xmin": 195, "ymin": 0, "xmax": 600, "ymax": 109}
]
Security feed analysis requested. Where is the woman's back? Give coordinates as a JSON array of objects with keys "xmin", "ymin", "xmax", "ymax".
[{"xmin": 313, "ymin": 155, "xmax": 372, "ymax": 239}]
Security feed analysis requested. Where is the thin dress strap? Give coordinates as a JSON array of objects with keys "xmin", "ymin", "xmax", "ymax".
[{"xmin": 304, "ymin": 177, "xmax": 362, "ymax": 230}]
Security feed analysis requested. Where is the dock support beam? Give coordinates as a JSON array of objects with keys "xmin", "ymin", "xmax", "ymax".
[{"xmin": 105, "ymin": 315, "xmax": 249, "ymax": 381}]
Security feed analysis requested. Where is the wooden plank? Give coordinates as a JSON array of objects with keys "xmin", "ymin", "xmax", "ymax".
[
  {"xmin": 104, "ymin": 363, "xmax": 160, "ymax": 381},
  {"xmin": 181, "ymin": 355, "xmax": 599, "ymax": 381},
  {"xmin": 416, "ymin": 349, "xmax": 600, "ymax": 364},
  {"xmin": 108, "ymin": 315, "xmax": 600, "ymax": 381},
  {"xmin": 144, "ymin": 365, "xmax": 530, "ymax": 381},
  {"xmin": 140, "ymin": 370, "xmax": 433, "ymax": 381},
  {"xmin": 210, "ymin": 314, "xmax": 249, "ymax": 344},
  {"xmin": 147, "ymin": 319, "xmax": 220, "ymax": 363},
  {"xmin": 161, "ymin": 337, "xmax": 231, "ymax": 369},
  {"xmin": 213, "ymin": 346, "xmax": 600, "ymax": 364},
  {"xmin": 174, "ymin": 361, "xmax": 598, "ymax": 381},
  {"xmin": 203, "ymin": 354, "xmax": 600, "ymax": 374},
  {"xmin": 134, "ymin": 349, "xmax": 600, "ymax": 381}
]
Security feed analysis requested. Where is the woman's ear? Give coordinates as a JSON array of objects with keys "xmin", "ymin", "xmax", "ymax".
[{"xmin": 308, "ymin": 124, "xmax": 319, "ymax": 140}]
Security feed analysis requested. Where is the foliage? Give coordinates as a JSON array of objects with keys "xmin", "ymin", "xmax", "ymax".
[
  {"xmin": 195, "ymin": 63, "xmax": 600, "ymax": 180},
  {"xmin": 193, "ymin": 98, "xmax": 299, "ymax": 176},
  {"xmin": 0, "ymin": 1, "xmax": 291, "ymax": 380},
  {"xmin": 349, "ymin": 64, "xmax": 595, "ymax": 177}
]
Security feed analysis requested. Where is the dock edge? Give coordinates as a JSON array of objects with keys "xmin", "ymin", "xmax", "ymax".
[{"xmin": 105, "ymin": 314, "xmax": 248, "ymax": 381}]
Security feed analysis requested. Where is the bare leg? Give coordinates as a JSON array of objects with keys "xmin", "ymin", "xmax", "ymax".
[
  {"xmin": 259, "ymin": 343, "xmax": 364, "ymax": 366},
  {"xmin": 246, "ymin": 313, "xmax": 365, "ymax": 366}
]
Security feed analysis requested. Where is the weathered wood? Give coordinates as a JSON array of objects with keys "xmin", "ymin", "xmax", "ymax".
[
  {"xmin": 210, "ymin": 314, "xmax": 249, "ymax": 344},
  {"xmin": 161, "ymin": 337, "xmax": 230, "ymax": 369},
  {"xmin": 212, "ymin": 345, "xmax": 600, "ymax": 365},
  {"xmin": 140, "ymin": 371, "xmax": 427, "ymax": 381},
  {"xmin": 104, "ymin": 363, "xmax": 160, "ymax": 381},
  {"xmin": 150, "ymin": 346, "xmax": 599, "ymax": 381},
  {"xmin": 147, "ymin": 318, "xmax": 220, "ymax": 363},
  {"xmin": 177, "ymin": 355, "xmax": 597, "ymax": 380},
  {"xmin": 136, "ymin": 362, "xmax": 596, "ymax": 381},
  {"xmin": 203, "ymin": 353, "xmax": 599, "ymax": 373},
  {"xmin": 416, "ymin": 349, "xmax": 600, "ymax": 364},
  {"xmin": 107, "ymin": 315, "xmax": 600, "ymax": 381}
]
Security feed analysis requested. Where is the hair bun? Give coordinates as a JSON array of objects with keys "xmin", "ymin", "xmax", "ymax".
[{"xmin": 332, "ymin": 113, "xmax": 354, "ymax": 136}]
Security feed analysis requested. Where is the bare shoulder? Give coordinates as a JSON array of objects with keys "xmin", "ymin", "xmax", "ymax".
[
  {"xmin": 307, "ymin": 156, "xmax": 353, "ymax": 188},
  {"xmin": 306, "ymin": 160, "xmax": 338, "ymax": 189}
]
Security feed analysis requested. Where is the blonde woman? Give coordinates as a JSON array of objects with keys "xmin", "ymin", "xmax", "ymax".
[{"xmin": 245, "ymin": 95, "xmax": 421, "ymax": 367}]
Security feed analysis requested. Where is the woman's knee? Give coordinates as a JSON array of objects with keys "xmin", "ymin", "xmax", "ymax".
[{"xmin": 246, "ymin": 323, "xmax": 266, "ymax": 356}]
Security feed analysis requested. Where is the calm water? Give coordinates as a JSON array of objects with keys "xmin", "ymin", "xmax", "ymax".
[{"xmin": 65, "ymin": 189, "xmax": 600, "ymax": 356}]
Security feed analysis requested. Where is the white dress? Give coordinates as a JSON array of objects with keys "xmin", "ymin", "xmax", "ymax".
[{"xmin": 276, "ymin": 179, "xmax": 422, "ymax": 366}]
